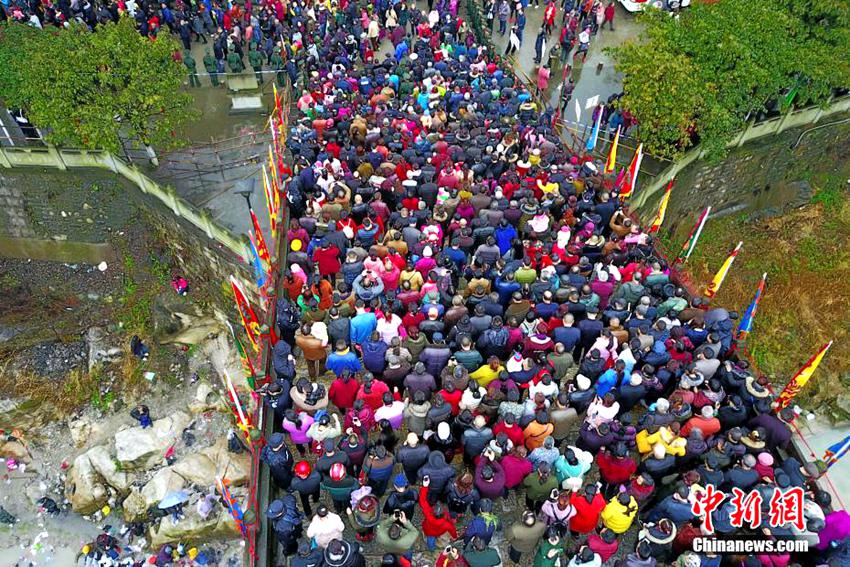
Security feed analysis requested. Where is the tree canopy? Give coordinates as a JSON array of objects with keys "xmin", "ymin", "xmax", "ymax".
[
  {"xmin": 0, "ymin": 17, "xmax": 194, "ymax": 153},
  {"xmin": 608, "ymin": 0, "xmax": 850, "ymax": 159}
]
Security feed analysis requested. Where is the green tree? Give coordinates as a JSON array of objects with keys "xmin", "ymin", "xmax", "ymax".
[
  {"xmin": 0, "ymin": 18, "xmax": 195, "ymax": 158},
  {"xmin": 608, "ymin": 0, "xmax": 850, "ymax": 160}
]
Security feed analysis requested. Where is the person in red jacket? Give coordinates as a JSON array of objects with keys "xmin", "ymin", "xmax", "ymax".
[
  {"xmin": 587, "ymin": 527, "xmax": 619, "ymax": 563},
  {"xmin": 437, "ymin": 382, "xmax": 463, "ymax": 416},
  {"xmin": 328, "ymin": 371, "xmax": 360, "ymax": 413},
  {"xmin": 493, "ymin": 413, "xmax": 525, "ymax": 448},
  {"xmin": 312, "ymin": 240, "xmax": 341, "ymax": 279},
  {"xmin": 570, "ymin": 484, "xmax": 606, "ymax": 535},
  {"xmin": 357, "ymin": 374, "xmax": 389, "ymax": 412},
  {"xmin": 419, "ymin": 478, "xmax": 458, "ymax": 550},
  {"xmin": 502, "ymin": 446, "xmax": 533, "ymax": 490},
  {"xmin": 596, "ymin": 444, "xmax": 637, "ymax": 498}
]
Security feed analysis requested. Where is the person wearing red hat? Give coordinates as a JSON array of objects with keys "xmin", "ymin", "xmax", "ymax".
[
  {"xmin": 291, "ymin": 460, "xmax": 321, "ymax": 517},
  {"xmin": 321, "ymin": 462, "xmax": 357, "ymax": 514}
]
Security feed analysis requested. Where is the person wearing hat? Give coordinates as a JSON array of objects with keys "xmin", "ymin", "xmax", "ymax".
[
  {"xmin": 321, "ymin": 461, "xmax": 357, "ymax": 514},
  {"xmin": 260, "ymin": 432, "xmax": 294, "ymax": 490},
  {"xmin": 323, "ymin": 538, "xmax": 366, "ymax": 567},
  {"xmin": 267, "ymin": 494, "xmax": 304, "ymax": 555},
  {"xmin": 383, "ymin": 472, "xmax": 420, "ymax": 520},
  {"xmin": 396, "ymin": 432, "xmax": 430, "ymax": 485},
  {"xmin": 291, "ymin": 459, "xmax": 321, "ymax": 517}
]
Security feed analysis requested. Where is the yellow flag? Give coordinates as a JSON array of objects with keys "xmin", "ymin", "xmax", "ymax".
[
  {"xmin": 775, "ymin": 341, "xmax": 833, "ymax": 410},
  {"xmin": 704, "ymin": 241, "xmax": 743, "ymax": 298},
  {"xmin": 604, "ymin": 125, "xmax": 620, "ymax": 174},
  {"xmin": 648, "ymin": 178, "xmax": 674, "ymax": 234}
]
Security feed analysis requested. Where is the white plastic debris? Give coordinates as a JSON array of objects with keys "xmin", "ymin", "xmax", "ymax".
[{"xmin": 97, "ymin": 262, "xmax": 108, "ymax": 272}]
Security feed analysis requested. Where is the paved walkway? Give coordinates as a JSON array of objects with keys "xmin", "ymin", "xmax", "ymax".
[{"xmin": 483, "ymin": 3, "xmax": 642, "ymax": 118}]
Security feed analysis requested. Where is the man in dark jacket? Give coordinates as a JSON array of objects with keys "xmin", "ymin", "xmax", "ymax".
[
  {"xmin": 396, "ymin": 432, "xmax": 431, "ymax": 484},
  {"xmin": 267, "ymin": 495, "xmax": 303, "ymax": 555},
  {"xmin": 418, "ymin": 450, "xmax": 456, "ymax": 502},
  {"xmin": 419, "ymin": 333, "xmax": 452, "ymax": 378},
  {"xmin": 260, "ymin": 433, "xmax": 294, "ymax": 490},
  {"xmin": 363, "ymin": 331, "xmax": 389, "ymax": 374},
  {"xmin": 462, "ymin": 415, "xmax": 494, "ymax": 465},
  {"xmin": 323, "ymin": 538, "xmax": 366, "ymax": 567},
  {"xmin": 383, "ymin": 474, "xmax": 419, "ymax": 519},
  {"xmin": 404, "ymin": 362, "xmax": 437, "ymax": 400}
]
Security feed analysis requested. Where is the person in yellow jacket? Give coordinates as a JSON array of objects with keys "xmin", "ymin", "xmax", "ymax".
[
  {"xmin": 469, "ymin": 357, "xmax": 505, "ymax": 388},
  {"xmin": 635, "ymin": 424, "xmax": 687, "ymax": 457},
  {"xmin": 600, "ymin": 492, "xmax": 638, "ymax": 534}
]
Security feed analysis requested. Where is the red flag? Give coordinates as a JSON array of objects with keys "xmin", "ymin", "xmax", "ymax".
[
  {"xmin": 648, "ymin": 178, "xmax": 674, "ymax": 234},
  {"xmin": 230, "ymin": 276, "xmax": 262, "ymax": 353},
  {"xmin": 618, "ymin": 143, "xmax": 643, "ymax": 201},
  {"xmin": 250, "ymin": 208, "xmax": 272, "ymax": 265}
]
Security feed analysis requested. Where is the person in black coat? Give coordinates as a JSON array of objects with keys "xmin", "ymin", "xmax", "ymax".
[
  {"xmin": 290, "ymin": 540, "xmax": 324, "ymax": 567},
  {"xmin": 418, "ymin": 450, "xmax": 456, "ymax": 502},
  {"xmin": 291, "ymin": 460, "xmax": 321, "ymax": 517},
  {"xmin": 383, "ymin": 474, "xmax": 419, "ymax": 519},
  {"xmin": 396, "ymin": 432, "xmax": 430, "ymax": 484},
  {"xmin": 260, "ymin": 433, "xmax": 294, "ymax": 490},
  {"xmin": 323, "ymin": 539, "xmax": 366, "ymax": 567},
  {"xmin": 266, "ymin": 495, "xmax": 303, "ymax": 556}
]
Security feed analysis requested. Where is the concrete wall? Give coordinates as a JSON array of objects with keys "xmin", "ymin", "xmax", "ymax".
[
  {"xmin": 0, "ymin": 145, "xmax": 252, "ymax": 261},
  {"xmin": 631, "ymin": 95, "xmax": 850, "ymax": 215}
]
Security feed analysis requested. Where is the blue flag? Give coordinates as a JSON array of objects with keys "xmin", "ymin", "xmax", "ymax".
[
  {"xmin": 248, "ymin": 233, "xmax": 266, "ymax": 289},
  {"xmin": 585, "ymin": 107, "xmax": 602, "ymax": 152},
  {"xmin": 824, "ymin": 434, "xmax": 850, "ymax": 469},
  {"xmin": 737, "ymin": 273, "xmax": 766, "ymax": 339}
]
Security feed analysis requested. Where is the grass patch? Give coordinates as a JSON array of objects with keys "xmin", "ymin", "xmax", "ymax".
[{"xmin": 673, "ymin": 172, "xmax": 850, "ymax": 418}]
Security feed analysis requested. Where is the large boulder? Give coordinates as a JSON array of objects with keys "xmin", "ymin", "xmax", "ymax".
[
  {"xmin": 114, "ymin": 412, "xmax": 191, "ymax": 470},
  {"xmin": 187, "ymin": 383, "xmax": 227, "ymax": 414},
  {"xmin": 151, "ymin": 295, "xmax": 223, "ymax": 345},
  {"xmin": 65, "ymin": 452, "xmax": 108, "ymax": 515},
  {"xmin": 149, "ymin": 508, "xmax": 240, "ymax": 548},
  {"xmin": 201, "ymin": 439, "xmax": 250, "ymax": 487},
  {"xmin": 122, "ymin": 488, "xmax": 148, "ymax": 523},
  {"xmin": 172, "ymin": 453, "xmax": 218, "ymax": 487},
  {"xmin": 86, "ymin": 445, "xmax": 130, "ymax": 494},
  {"xmin": 140, "ymin": 468, "xmax": 186, "ymax": 510}
]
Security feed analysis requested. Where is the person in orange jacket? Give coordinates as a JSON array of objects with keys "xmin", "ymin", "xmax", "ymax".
[{"xmin": 419, "ymin": 477, "xmax": 459, "ymax": 551}]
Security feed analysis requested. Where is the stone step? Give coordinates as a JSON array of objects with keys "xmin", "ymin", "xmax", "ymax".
[{"xmin": 229, "ymin": 95, "xmax": 265, "ymax": 115}]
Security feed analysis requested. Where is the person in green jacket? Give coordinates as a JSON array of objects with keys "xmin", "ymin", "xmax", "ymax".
[
  {"xmin": 248, "ymin": 45, "xmax": 264, "ymax": 84},
  {"xmin": 375, "ymin": 510, "xmax": 420, "ymax": 555},
  {"xmin": 534, "ymin": 527, "xmax": 566, "ymax": 567},
  {"xmin": 270, "ymin": 46, "xmax": 285, "ymax": 87},
  {"xmin": 463, "ymin": 536, "xmax": 502, "ymax": 567},
  {"xmin": 522, "ymin": 462, "xmax": 559, "ymax": 512},
  {"xmin": 183, "ymin": 50, "xmax": 200, "ymax": 87},
  {"xmin": 507, "ymin": 509, "xmax": 548, "ymax": 564},
  {"xmin": 227, "ymin": 50, "xmax": 244, "ymax": 73},
  {"xmin": 202, "ymin": 49, "xmax": 219, "ymax": 86}
]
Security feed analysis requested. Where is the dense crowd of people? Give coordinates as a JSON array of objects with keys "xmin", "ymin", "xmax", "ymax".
[{"xmin": 255, "ymin": 0, "xmax": 850, "ymax": 566}]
